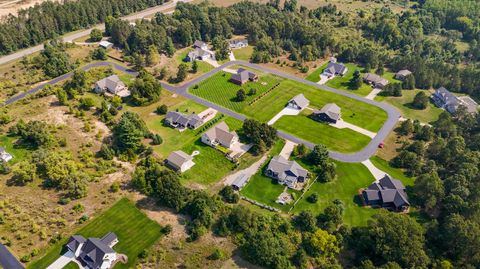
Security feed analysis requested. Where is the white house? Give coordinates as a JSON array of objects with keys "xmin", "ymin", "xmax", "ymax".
[
  {"xmin": 201, "ymin": 121, "xmax": 239, "ymax": 149},
  {"xmin": 193, "ymin": 40, "xmax": 208, "ymax": 50},
  {"xmin": 99, "ymin": 41, "xmax": 113, "ymax": 49},
  {"xmin": 229, "ymin": 39, "xmax": 248, "ymax": 49},
  {"xmin": 165, "ymin": 150, "xmax": 195, "ymax": 173},
  {"xmin": 65, "ymin": 232, "xmax": 118, "ymax": 269},
  {"xmin": 0, "ymin": 147, "xmax": 12, "ymax": 162},
  {"xmin": 95, "ymin": 75, "xmax": 131, "ymax": 97}
]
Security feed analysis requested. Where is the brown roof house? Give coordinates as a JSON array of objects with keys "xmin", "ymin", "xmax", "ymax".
[
  {"xmin": 65, "ymin": 232, "xmax": 119, "ymax": 269},
  {"xmin": 165, "ymin": 150, "xmax": 195, "ymax": 173},
  {"xmin": 312, "ymin": 103, "xmax": 341, "ymax": 123},
  {"xmin": 394, "ymin": 69, "xmax": 412, "ymax": 80},
  {"xmin": 287, "ymin": 94, "xmax": 310, "ymax": 110},
  {"xmin": 363, "ymin": 73, "xmax": 389, "ymax": 89},
  {"xmin": 265, "ymin": 155, "xmax": 308, "ymax": 189},
  {"xmin": 230, "ymin": 68, "xmax": 258, "ymax": 85},
  {"xmin": 201, "ymin": 121, "xmax": 239, "ymax": 149},
  {"xmin": 95, "ymin": 75, "xmax": 130, "ymax": 97},
  {"xmin": 362, "ymin": 175, "xmax": 410, "ymax": 212}
]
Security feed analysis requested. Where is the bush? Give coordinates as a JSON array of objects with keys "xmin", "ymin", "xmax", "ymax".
[
  {"xmin": 248, "ymin": 88, "xmax": 257, "ymax": 96},
  {"xmin": 58, "ymin": 197, "xmax": 71, "ymax": 205},
  {"xmin": 219, "ymin": 186, "xmax": 239, "ymax": 204},
  {"xmin": 307, "ymin": 193, "xmax": 318, "ymax": 203},
  {"xmin": 151, "ymin": 134, "xmax": 163, "ymax": 145},
  {"xmin": 209, "ymin": 248, "xmax": 225, "ymax": 260},
  {"xmin": 110, "ymin": 182, "xmax": 120, "ymax": 193},
  {"xmin": 138, "ymin": 249, "xmax": 149, "ymax": 259},
  {"xmin": 156, "ymin": 104, "xmax": 168, "ymax": 115},
  {"xmin": 20, "ymin": 254, "xmax": 31, "ymax": 263},
  {"xmin": 78, "ymin": 214, "xmax": 89, "ymax": 223},
  {"xmin": 162, "ymin": 224, "xmax": 172, "ymax": 235}
]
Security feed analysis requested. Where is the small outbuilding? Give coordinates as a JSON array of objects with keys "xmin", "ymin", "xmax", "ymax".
[
  {"xmin": 165, "ymin": 150, "xmax": 195, "ymax": 173},
  {"xmin": 312, "ymin": 103, "xmax": 341, "ymax": 123},
  {"xmin": 0, "ymin": 147, "xmax": 13, "ymax": 162},
  {"xmin": 287, "ymin": 94, "xmax": 310, "ymax": 110},
  {"xmin": 99, "ymin": 40, "xmax": 113, "ymax": 49},
  {"xmin": 231, "ymin": 173, "xmax": 250, "ymax": 190}
]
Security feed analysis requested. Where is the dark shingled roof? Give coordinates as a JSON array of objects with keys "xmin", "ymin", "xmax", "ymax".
[
  {"xmin": 362, "ymin": 175, "xmax": 410, "ymax": 210},
  {"xmin": 0, "ymin": 243, "xmax": 24, "ymax": 269},
  {"xmin": 79, "ymin": 238, "xmax": 115, "ymax": 269},
  {"xmin": 67, "ymin": 235, "xmax": 86, "ymax": 253}
]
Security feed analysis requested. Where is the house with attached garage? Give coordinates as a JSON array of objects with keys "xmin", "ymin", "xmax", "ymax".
[
  {"xmin": 185, "ymin": 48, "xmax": 215, "ymax": 62},
  {"xmin": 165, "ymin": 150, "xmax": 195, "ymax": 173},
  {"xmin": 394, "ymin": 69, "xmax": 412, "ymax": 80},
  {"xmin": 164, "ymin": 111, "xmax": 204, "ymax": 130},
  {"xmin": 362, "ymin": 175, "xmax": 410, "ymax": 212},
  {"xmin": 201, "ymin": 121, "xmax": 239, "ymax": 149},
  {"xmin": 322, "ymin": 61, "xmax": 348, "ymax": 78},
  {"xmin": 193, "ymin": 40, "xmax": 208, "ymax": 50},
  {"xmin": 312, "ymin": 103, "xmax": 341, "ymax": 124},
  {"xmin": 265, "ymin": 155, "xmax": 308, "ymax": 189},
  {"xmin": 287, "ymin": 94, "xmax": 310, "ymax": 110},
  {"xmin": 432, "ymin": 87, "xmax": 479, "ymax": 114},
  {"xmin": 363, "ymin": 73, "xmax": 389, "ymax": 89},
  {"xmin": 229, "ymin": 68, "xmax": 258, "ymax": 85},
  {"xmin": 0, "ymin": 147, "xmax": 13, "ymax": 162},
  {"xmin": 95, "ymin": 75, "xmax": 130, "ymax": 97},
  {"xmin": 65, "ymin": 232, "xmax": 119, "ymax": 269},
  {"xmin": 229, "ymin": 39, "xmax": 248, "ymax": 49}
]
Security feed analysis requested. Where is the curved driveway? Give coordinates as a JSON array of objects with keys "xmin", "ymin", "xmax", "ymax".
[{"xmin": 2, "ymin": 60, "xmax": 400, "ymax": 163}]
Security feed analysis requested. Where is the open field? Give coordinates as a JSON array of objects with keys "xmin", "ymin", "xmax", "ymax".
[
  {"xmin": 376, "ymin": 89, "xmax": 443, "ymax": 123},
  {"xmin": 291, "ymin": 160, "xmax": 378, "ymax": 226},
  {"xmin": 28, "ymin": 198, "xmax": 163, "ymax": 269},
  {"xmin": 274, "ymin": 112, "xmax": 371, "ymax": 153},
  {"xmin": 232, "ymin": 46, "xmax": 254, "ymax": 61}
]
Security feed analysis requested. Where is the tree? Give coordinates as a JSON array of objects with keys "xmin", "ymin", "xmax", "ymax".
[
  {"xmin": 130, "ymin": 70, "xmax": 162, "ymax": 105},
  {"xmin": 413, "ymin": 172, "xmax": 444, "ymax": 215},
  {"xmin": 56, "ymin": 88, "xmax": 68, "ymax": 105},
  {"xmin": 402, "ymin": 74, "xmax": 415, "ymax": 89},
  {"xmin": 146, "ymin": 45, "xmax": 160, "ymax": 66},
  {"xmin": 293, "ymin": 210, "xmax": 317, "ymax": 232},
  {"xmin": 284, "ymin": 0, "xmax": 297, "ymax": 12},
  {"xmin": 191, "ymin": 60, "xmax": 198, "ymax": 73},
  {"xmin": 40, "ymin": 41, "xmax": 75, "ymax": 78},
  {"xmin": 89, "ymin": 29, "xmax": 103, "ymax": 42},
  {"xmin": 113, "ymin": 112, "xmax": 150, "ymax": 154},
  {"xmin": 164, "ymin": 37, "xmax": 175, "ymax": 57},
  {"xmin": 242, "ymin": 119, "xmax": 277, "ymax": 154},
  {"xmin": 176, "ymin": 63, "xmax": 188, "ymax": 82},
  {"xmin": 10, "ymin": 120, "xmax": 55, "ymax": 148},
  {"xmin": 219, "ymin": 186, "xmax": 239, "ymax": 203},
  {"xmin": 12, "ymin": 161, "xmax": 37, "ymax": 185},
  {"xmin": 398, "ymin": 119, "xmax": 414, "ymax": 135},
  {"xmin": 350, "ymin": 69, "xmax": 363, "ymax": 89},
  {"xmin": 151, "ymin": 134, "xmax": 163, "ymax": 145},
  {"xmin": 91, "ymin": 47, "xmax": 107, "ymax": 60},
  {"xmin": 304, "ymin": 228, "xmax": 340, "ymax": 258},
  {"xmin": 317, "ymin": 200, "xmax": 344, "ymax": 232},
  {"xmin": 236, "ymin": 89, "xmax": 246, "ymax": 102},
  {"xmin": 212, "ymin": 36, "xmax": 230, "ymax": 60},
  {"xmin": 248, "ymin": 88, "xmax": 256, "ymax": 96},
  {"xmin": 307, "ymin": 145, "xmax": 336, "ymax": 182},
  {"xmin": 412, "ymin": 91, "xmax": 429, "ymax": 109},
  {"xmin": 156, "ymin": 104, "xmax": 168, "ymax": 115}
]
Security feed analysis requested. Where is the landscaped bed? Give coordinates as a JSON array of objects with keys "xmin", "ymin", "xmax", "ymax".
[{"xmin": 28, "ymin": 198, "xmax": 163, "ymax": 269}]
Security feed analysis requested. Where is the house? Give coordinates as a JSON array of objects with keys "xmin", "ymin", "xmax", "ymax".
[
  {"xmin": 287, "ymin": 94, "xmax": 310, "ymax": 110},
  {"xmin": 363, "ymin": 73, "xmax": 389, "ymax": 89},
  {"xmin": 229, "ymin": 68, "xmax": 258, "ymax": 85},
  {"xmin": 265, "ymin": 155, "xmax": 308, "ymax": 189},
  {"xmin": 432, "ymin": 87, "xmax": 479, "ymax": 114},
  {"xmin": 65, "ymin": 232, "xmax": 119, "ymax": 269},
  {"xmin": 362, "ymin": 175, "xmax": 410, "ymax": 212},
  {"xmin": 312, "ymin": 103, "xmax": 341, "ymax": 123},
  {"xmin": 164, "ymin": 111, "xmax": 204, "ymax": 130},
  {"xmin": 201, "ymin": 121, "xmax": 239, "ymax": 149},
  {"xmin": 231, "ymin": 173, "xmax": 249, "ymax": 191},
  {"xmin": 165, "ymin": 150, "xmax": 195, "ymax": 173},
  {"xmin": 394, "ymin": 69, "xmax": 412, "ymax": 80},
  {"xmin": 0, "ymin": 243, "xmax": 24, "ymax": 269},
  {"xmin": 0, "ymin": 147, "xmax": 13, "ymax": 162},
  {"xmin": 193, "ymin": 40, "xmax": 208, "ymax": 50},
  {"xmin": 95, "ymin": 75, "xmax": 130, "ymax": 97},
  {"xmin": 99, "ymin": 41, "xmax": 113, "ymax": 49},
  {"xmin": 229, "ymin": 39, "xmax": 248, "ymax": 49},
  {"xmin": 322, "ymin": 62, "xmax": 348, "ymax": 78},
  {"xmin": 185, "ymin": 48, "xmax": 214, "ymax": 62}
]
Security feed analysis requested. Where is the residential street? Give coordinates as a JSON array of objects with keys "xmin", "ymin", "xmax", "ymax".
[{"xmin": 2, "ymin": 60, "xmax": 401, "ymax": 163}]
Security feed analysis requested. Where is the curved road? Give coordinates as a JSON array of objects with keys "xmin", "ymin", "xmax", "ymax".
[
  {"xmin": 0, "ymin": 0, "xmax": 191, "ymax": 66},
  {"xmin": 2, "ymin": 60, "xmax": 400, "ymax": 163}
]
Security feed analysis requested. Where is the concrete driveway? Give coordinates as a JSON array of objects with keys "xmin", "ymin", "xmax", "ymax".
[
  {"xmin": 267, "ymin": 107, "xmax": 302, "ymax": 125},
  {"xmin": 365, "ymin": 88, "xmax": 382, "ymax": 100},
  {"xmin": 279, "ymin": 140, "xmax": 297, "ymax": 159},
  {"xmin": 317, "ymin": 74, "xmax": 332, "ymax": 85},
  {"xmin": 362, "ymin": 159, "xmax": 388, "ymax": 181},
  {"xmin": 46, "ymin": 250, "xmax": 79, "ymax": 269},
  {"xmin": 330, "ymin": 119, "xmax": 377, "ymax": 138},
  {"xmin": 222, "ymin": 155, "xmax": 267, "ymax": 186}
]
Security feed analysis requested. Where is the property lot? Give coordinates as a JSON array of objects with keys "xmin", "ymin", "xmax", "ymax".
[
  {"xmin": 28, "ymin": 198, "xmax": 163, "ymax": 269},
  {"xmin": 232, "ymin": 46, "xmax": 254, "ymax": 61}
]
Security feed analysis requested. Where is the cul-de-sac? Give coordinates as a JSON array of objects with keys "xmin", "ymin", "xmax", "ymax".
[{"xmin": 0, "ymin": 0, "xmax": 479, "ymax": 268}]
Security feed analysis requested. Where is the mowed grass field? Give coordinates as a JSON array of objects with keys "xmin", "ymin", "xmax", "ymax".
[
  {"xmin": 274, "ymin": 112, "xmax": 371, "ymax": 153},
  {"xmin": 291, "ymin": 160, "xmax": 378, "ymax": 226},
  {"xmin": 325, "ymin": 63, "xmax": 375, "ymax": 97},
  {"xmin": 29, "ymin": 199, "xmax": 163, "ymax": 269},
  {"xmin": 305, "ymin": 62, "xmax": 328, "ymax": 82},
  {"xmin": 232, "ymin": 46, "xmax": 254, "ymax": 61},
  {"xmin": 190, "ymin": 71, "xmax": 283, "ymax": 113}
]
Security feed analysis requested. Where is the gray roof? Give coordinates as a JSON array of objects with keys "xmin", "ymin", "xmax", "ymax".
[
  {"xmin": 203, "ymin": 121, "xmax": 238, "ymax": 146},
  {"xmin": 232, "ymin": 173, "xmax": 249, "ymax": 189},
  {"xmin": 363, "ymin": 175, "xmax": 409, "ymax": 208},
  {"xmin": 457, "ymin": 96, "xmax": 479, "ymax": 114},
  {"xmin": 315, "ymin": 103, "xmax": 341, "ymax": 121},
  {"xmin": 0, "ymin": 243, "xmax": 24, "ymax": 269},
  {"xmin": 229, "ymin": 39, "xmax": 248, "ymax": 46},
  {"xmin": 193, "ymin": 40, "xmax": 207, "ymax": 48},
  {"xmin": 289, "ymin": 94, "xmax": 310, "ymax": 109},
  {"xmin": 96, "ymin": 75, "xmax": 126, "ymax": 93},
  {"xmin": 67, "ymin": 235, "xmax": 86, "ymax": 253},
  {"xmin": 433, "ymin": 87, "xmax": 460, "ymax": 112},
  {"xmin": 166, "ymin": 150, "xmax": 193, "ymax": 168},
  {"xmin": 165, "ymin": 111, "xmax": 204, "ymax": 128},
  {"xmin": 100, "ymin": 232, "xmax": 118, "ymax": 246},
  {"xmin": 364, "ymin": 73, "xmax": 389, "ymax": 87},
  {"xmin": 231, "ymin": 68, "xmax": 257, "ymax": 84},
  {"xmin": 188, "ymin": 48, "xmax": 212, "ymax": 59},
  {"xmin": 267, "ymin": 155, "xmax": 308, "ymax": 180},
  {"xmin": 396, "ymin": 69, "xmax": 412, "ymax": 77},
  {"xmin": 324, "ymin": 62, "xmax": 347, "ymax": 75},
  {"xmin": 79, "ymin": 238, "xmax": 115, "ymax": 268}
]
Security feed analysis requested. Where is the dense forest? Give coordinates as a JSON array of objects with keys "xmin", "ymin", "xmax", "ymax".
[{"xmin": 0, "ymin": 0, "xmax": 168, "ymax": 54}]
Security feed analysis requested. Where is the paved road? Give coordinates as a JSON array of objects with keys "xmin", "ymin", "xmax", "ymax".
[
  {"xmin": 2, "ymin": 60, "xmax": 400, "ymax": 163},
  {"xmin": 0, "ymin": 0, "xmax": 190, "ymax": 65}
]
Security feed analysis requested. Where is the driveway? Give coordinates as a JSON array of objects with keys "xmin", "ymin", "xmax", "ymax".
[
  {"xmin": 46, "ymin": 250, "xmax": 78, "ymax": 269},
  {"xmin": 317, "ymin": 74, "xmax": 331, "ymax": 85},
  {"xmin": 221, "ymin": 155, "xmax": 267, "ymax": 186},
  {"xmin": 267, "ymin": 107, "xmax": 302, "ymax": 125},
  {"xmin": 279, "ymin": 140, "xmax": 297, "ymax": 159},
  {"xmin": 229, "ymin": 52, "xmax": 236, "ymax": 61},
  {"xmin": 330, "ymin": 119, "xmax": 377, "ymax": 138},
  {"xmin": 361, "ymin": 159, "xmax": 388, "ymax": 181},
  {"xmin": 365, "ymin": 88, "xmax": 382, "ymax": 100},
  {"xmin": 203, "ymin": 57, "xmax": 220, "ymax": 68}
]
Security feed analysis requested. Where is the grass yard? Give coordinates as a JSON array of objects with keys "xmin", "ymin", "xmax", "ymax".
[
  {"xmin": 29, "ymin": 198, "xmax": 163, "ymax": 269},
  {"xmin": 232, "ymin": 46, "xmax": 254, "ymax": 61},
  {"xmin": 325, "ymin": 63, "xmax": 374, "ymax": 97},
  {"xmin": 175, "ymin": 48, "xmax": 214, "ymax": 74},
  {"xmin": 305, "ymin": 62, "xmax": 328, "ymax": 82},
  {"xmin": 189, "ymin": 71, "xmax": 284, "ymax": 113},
  {"xmin": 0, "ymin": 135, "xmax": 30, "ymax": 164},
  {"xmin": 376, "ymin": 89, "xmax": 443, "ymax": 123},
  {"xmin": 63, "ymin": 261, "xmax": 80, "ymax": 269},
  {"xmin": 370, "ymin": 155, "xmax": 415, "ymax": 186},
  {"xmin": 291, "ymin": 161, "xmax": 378, "ymax": 227},
  {"xmin": 274, "ymin": 112, "xmax": 371, "ymax": 153}
]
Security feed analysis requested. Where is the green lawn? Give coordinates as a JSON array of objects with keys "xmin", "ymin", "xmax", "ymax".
[
  {"xmin": 274, "ymin": 113, "xmax": 371, "ymax": 153},
  {"xmin": 63, "ymin": 261, "xmax": 79, "ymax": 269},
  {"xmin": 376, "ymin": 89, "xmax": 443, "ymax": 124},
  {"xmin": 305, "ymin": 62, "xmax": 328, "ymax": 82},
  {"xmin": 291, "ymin": 161, "xmax": 378, "ymax": 227},
  {"xmin": 176, "ymin": 48, "xmax": 213, "ymax": 74},
  {"xmin": 0, "ymin": 135, "xmax": 30, "ymax": 164},
  {"xmin": 325, "ymin": 63, "xmax": 374, "ymax": 96},
  {"xmin": 29, "ymin": 199, "xmax": 163, "ymax": 269},
  {"xmin": 370, "ymin": 156, "xmax": 415, "ymax": 186},
  {"xmin": 190, "ymin": 71, "xmax": 284, "ymax": 113},
  {"xmin": 232, "ymin": 46, "xmax": 254, "ymax": 61}
]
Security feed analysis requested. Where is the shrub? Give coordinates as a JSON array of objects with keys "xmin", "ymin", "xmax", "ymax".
[
  {"xmin": 110, "ymin": 182, "xmax": 120, "ymax": 193},
  {"xmin": 20, "ymin": 254, "xmax": 31, "ymax": 263},
  {"xmin": 161, "ymin": 224, "xmax": 172, "ymax": 235},
  {"xmin": 219, "ymin": 186, "xmax": 239, "ymax": 204},
  {"xmin": 307, "ymin": 193, "xmax": 318, "ymax": 203},
  {"xmin": 209, "ymin": 248, "xmax": 225, "ymax": 260},
  {"xmin": 138, "ymin": 249, "xmax": 149, "ymax": 259},
  {"xmin": 78, "ymin": 214, "xmax": 89, "ymax": 224},
  {"xmin": 156, "ymin": 104, "xmax": 168, "ymax": 115},
  {"xmin": 58, "ymin": 197, "xmax": 71, "ymax": 205}
]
